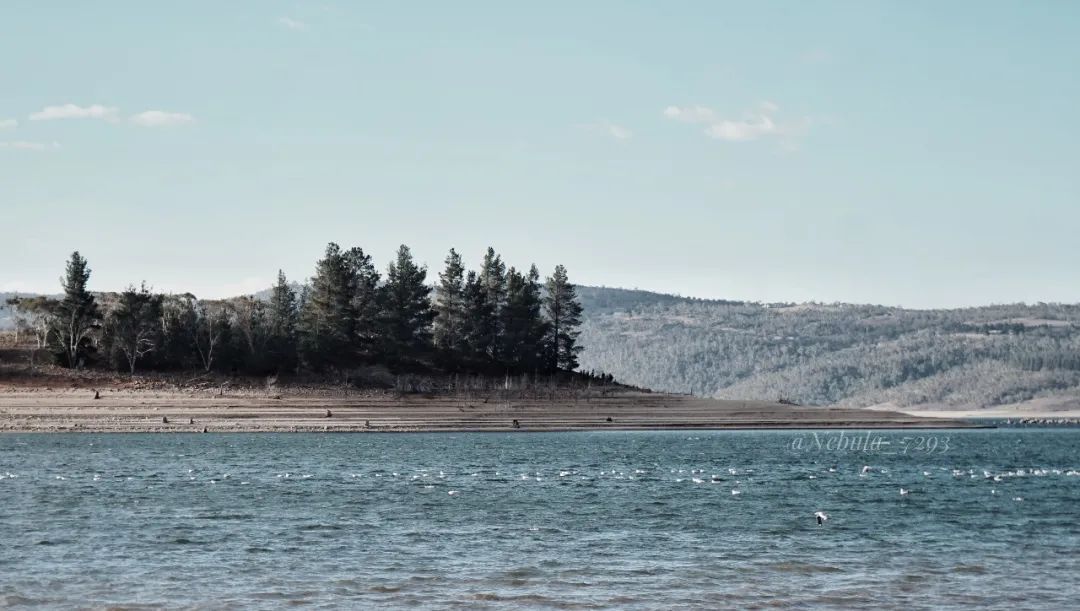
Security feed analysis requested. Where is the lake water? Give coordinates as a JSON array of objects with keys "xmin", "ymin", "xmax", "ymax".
[{"xmin": 1, "ymin": 430, "xmax": 1078, "ymax": 609}]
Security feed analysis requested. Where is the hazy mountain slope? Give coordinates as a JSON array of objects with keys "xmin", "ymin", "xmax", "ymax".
[{"xmin": 577, "ymin": 289, "xmax": 1080, "ymax": 409}]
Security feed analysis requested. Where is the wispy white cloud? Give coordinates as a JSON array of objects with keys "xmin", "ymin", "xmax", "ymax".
[
  {"xmin": 662, "ymin": 105, "xmax": 717, "ymax": 124},
  {"xmin": 0, "ymin": 140, "xmax": 61, "ymax": 151},
  {"xmin": 29, "ymin": 103, "xmax": 118, "ymax": 121},
  {"xmin": 583, "ymin": 120, "xmax": 632, "ymax": 141},
  {"xmin": 663, "ymin": 102, "xmax": 811, "ymax": 144},
  {"xmin": 130, "ymin": 110, "xmax": 195, "ymax": 127},
  {"xmin": 278, "ymin": 16, "xmax": 308, "ymax": 31},
  {"xmin": 0, "ymin": 118, "xmax": 16, "ymax": 130}
]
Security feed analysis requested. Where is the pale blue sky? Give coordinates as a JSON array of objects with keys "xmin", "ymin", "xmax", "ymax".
[{"xmin": 2, "ymin": 1, "xmax": 1077, "ymax": 308}]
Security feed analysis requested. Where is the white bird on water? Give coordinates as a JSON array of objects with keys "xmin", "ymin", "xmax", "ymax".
[
  {"xmin": 899, "ymin": 488, "xmax": 910, "ymax": 496},
  {"xmin": 815, "ymin": 511, "xmax": 829, "ymax": 525}
]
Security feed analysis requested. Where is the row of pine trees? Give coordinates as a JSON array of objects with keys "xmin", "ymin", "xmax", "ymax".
[{"xmin": 6, "ymin": 246, "xmax": 586, "ymax": 380}]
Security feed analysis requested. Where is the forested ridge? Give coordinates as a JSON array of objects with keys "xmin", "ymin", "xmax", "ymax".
[
  {"xmin": 2, "ymin": 246, "xmax": 599, "ymax": 386},
  {"xmin": 576, "ymin": 288, "xmax": 1080, "ymax": 409}
]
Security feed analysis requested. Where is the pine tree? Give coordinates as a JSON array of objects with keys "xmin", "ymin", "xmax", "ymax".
[
  {"xmin": 543, "ymin": 264, "xmax": 584, "ymax": 371},
  {"xmin": 266, "ymin": 270, "xmax": 299, "ymax": 372},
  {"xmin": 500, "ymin": 267, "xmax": 547, "ymax": 372},
  {"xmin": 299, "ymin": 243, "xmax": 356, "ymax": 370},
  {"xmin": 523, "ymin": 264, "xmax": 549, "ymax": 371},
  {"xmin": 50, "ymin": 251, "xmax": 101, "ymax": 368},
  {"xmin": 433, "ymin": 248, "xmax": 466, "ymax": 356},
  {"xmin": 380, "ymin": 244, "xmax": 435, "ymax": 364},
  {"xmin": 460, "ymin": 270, "xmax": 494, "ymax": 366},
  {"xmin": 478, "ymin": 247, "xmax": 506, "ymax": 359},
  {"xmin": 344, "ymin": 247, "xmax": 382, "ymax": 361}
]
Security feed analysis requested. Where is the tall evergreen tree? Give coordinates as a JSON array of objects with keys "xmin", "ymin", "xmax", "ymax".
[
  {"xmin": 344, "ymin": 247, "xmax": 382, "ymax": 360},
  {"xmin": 433, "ymin": 248, "xmax": 466, "ymax": 356},
  {"xmin": 108, "ymin": 283, "xmax": 163, "ymax": 375},
  {"xmin": 266, "ymin": 270, "xmax": 299, "ymax": 371},
  {"xmin": 523, "ymin": 265, "xmax": 549, "ymax": 371},
  {"xmin": 299, "ymin": 243, "xmax": 356, "ymax": 370},
  {"xmin": 460, "ymin": 270, "xmax": 494, "ymax": 366},
  {"xmin": 380, "ymin": 244, "xmax": 435, "ymax": 363},
  {"xmin": 543, "ymin": 264, "xmax": 584, "ymax": 371},
  {"xmin": 50, "ymin": 251, "xmax": 101, "ymax": 368},
  {"xmin": 500, "ymin": 267, "xmax": 546, "ymax": 372},
  {"xmin": 478, "ymin": 247, "xmax": 506, "ymax": 359}
]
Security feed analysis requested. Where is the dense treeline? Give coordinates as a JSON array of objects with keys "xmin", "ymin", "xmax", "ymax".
[
  {"xmin": 5, "ymin": 246, "xmax": 592, "ymax": 382},
  {"xmin": 576, "ymin": 292, "xmax": 1080, "ymax": 408}
]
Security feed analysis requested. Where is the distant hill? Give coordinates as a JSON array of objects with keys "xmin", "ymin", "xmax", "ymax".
[{"xmin": 576, "ymin": 288, "xmax": 1080, "ymax": 410}]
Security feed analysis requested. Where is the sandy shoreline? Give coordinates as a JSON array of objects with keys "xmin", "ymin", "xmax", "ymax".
[{"xmin": 0, "ymin": 387, "xmax": 979, "ymax": 433}]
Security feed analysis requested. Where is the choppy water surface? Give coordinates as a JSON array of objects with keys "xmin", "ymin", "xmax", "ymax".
[{"xmin": 1, "ymin": 430, "xmax": 1078, "ymax": 609}]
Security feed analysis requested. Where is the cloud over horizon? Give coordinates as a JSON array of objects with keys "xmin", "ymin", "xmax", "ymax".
[
  {"xmin": 278, "ymin": 16, "xmax": 308, "ymax": 31},
  {"xmin": 583, "ymin": 120, "xmax": 632, "ymax": 141},
  {"xmin": 663, "ymin": 102, "xmax": 808, "ymax": 144},
  {"xmin": 29, "ymin": 104, "xmax": 118, "ymax": 121},
  {"xmin": 130, "ymin": 110, "xmax": 196, "ymax": 127}
]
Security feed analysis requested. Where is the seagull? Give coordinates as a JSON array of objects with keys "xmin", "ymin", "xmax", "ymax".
[
  {"xmin": 899, "ymin": 488, "xmax": 909, "ymax": 496},
  {"xmin": 815, "ymin": 511, "xmax": 829, "ymax": 525}
]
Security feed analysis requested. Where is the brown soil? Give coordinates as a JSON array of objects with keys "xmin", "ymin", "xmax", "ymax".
[{"xmin": 0, "ymin": 385, "xmax": 974, "ymax": 433}]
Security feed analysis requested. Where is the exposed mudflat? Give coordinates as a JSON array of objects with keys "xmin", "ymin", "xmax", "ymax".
[{"xmin": 0, "ymin": 387, "xmax": 975, "ymax": 433}]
